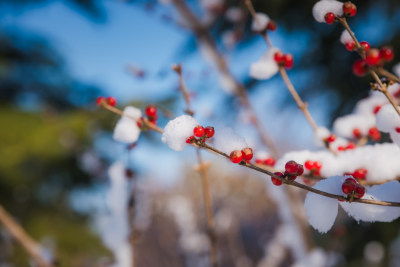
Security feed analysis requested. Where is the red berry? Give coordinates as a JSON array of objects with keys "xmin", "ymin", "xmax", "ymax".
[
  {"xmin": 284, "ymin": 54, "xmax": 294, "ymax": 69},
  {"xmin": 266, "ymin": 21, "xmax": 277, "ymax": 31},
  {"xmin": 297, "ymin": 164, "xmax": 304, "ymax": 176},
  {"xmin": 395, "ymin": 127, "xmax": 400, "ymax": 133},
  {"xmin": 313, "ymin": 161, "xmax": 322, "ymax": 171},
  {"xmin": 338, "ymin": 146, "xmax": 346, "ymax": 151},
  {"xmin": 204, "ymin": 126, "xmax": 215, "ymax": 138},
  {"xmin": 353, "ymin": 128, "xmax": 362, "ymax": 138},
  {"xmin": 368, "ymin": 127, "xmax": 381, "ymax": 141},
  {"xmin": 230, "ymin": 150, "xmax": 243, "ymax": 163},
  {"xmin": 365, "ymin": 48, "xmax": 381, "ymax": 66},
  {"xmin": 342, "ymin": 180, "xmax": 356, "ymax": 194},
  {"xmin": 264, "ymin": 157, "xmax": 276, "ymax": 166},
  {"xmin": 304, "ymin": 160, "xmax": 314, "ymax": 170},
  {"xmin": 274, "ymin": 51, "xmax": 285, "ymax": 63},
  {"xmin": 353, "ymin": 168, "xmax": 367, "ymax": 180},
  {"xmin": 186, "ymin": 136, "xmax": 195, "ymax": 144},
  {"xmin": 343, "ymin": 2, "xmax": 357, "ymax": 17},
  {"xmin": 352, "ymin": 59, "xmax": 367, "ymax": 76},
  {"xmin": 380, "ymin": 46, "xmax": 394, "ymax": 62},
  {"xmin": 373, "ymin": 105, "xmax": 382, "ymax": 114},
  {"xmin": 326, "ymin": 134, "xmax": 336, "ymax": 143},
  {"xmin": 346, "ymin": 142, "xmax": 356, "ymax": 150},
  {"xmin": 145, "ymin": 105, "xmax": 157, "ymax": 117},
  {"xmin": 96, "ymin": 96, "xmax": 105, "ymax": 106},
  {"xmin": 271, "ymin": 172, "xmax": 283, "ymax": 186},
  {"xmin": 360, "ymin": 41, "xmax": 370, "ymax": 52},
  {"xmin": 394, "ymin": 89, "xmax": 400, "ymax": 99},
  {"xmin": 354, "ymin": 185, "xmax": 365, "ymax": 198},
  {"xmin": 324, "ymin": 12, "xmax": 336, "ymax": 24},
  {"xmin": 193, "ymin": 125, "xmax": 205, "ymax": 137},
  {"xmin": 255, "ymin": 158, "xmax": 264, "ymax": 164},
  {"xmin": 345, "ymin": 177, "xmax": 357, "ymax": 184},
  {"xmin": 241, "ymin": 147, "xmax": 254, "ymax": 161},
  {"xmin": 305, "ymin": 160, "xmax": 314, "ymax": 170},
  {"xmin": 345, "ymin": 41, "xmax": 355, "ymax": 51},
  {"xmin": 285, "ymin": 160, "xmax": 299, "ymax": 174},
  {"xmin": 106, "ymin": 97, "xmax": 117, "ymax": 106}
]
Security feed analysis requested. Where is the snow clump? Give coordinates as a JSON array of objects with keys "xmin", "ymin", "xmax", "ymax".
[
  {"xmin": 113, "ymin": 106, "xmax": 142, "ymax": 143},
  {"xmin": 312, "ymin": 0, "xmax": 344, "ymax": 23},
  {"xmin": 162, "ymin": 115, "xmax": 199, "ymax": 151}
]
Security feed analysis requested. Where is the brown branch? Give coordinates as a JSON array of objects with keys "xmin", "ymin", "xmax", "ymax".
[
  {"xmin": 99, "ymin": 104, "xmax": 400, "ymax": 208},
  {"xmin": 376, "ymin": 68, "xmax": 400, "ymax": 84},
  {"xmin": 278, "ymin": 67, "xmax": 319, "ymax": 132},
  {"xmin": 0, "ymin": 204, "xmax": 52, "ymax": 267},
  {"xmin": 172, "ymin": 63, "xmax": 195, "ymax": 116},
  {"xmin": 171, "ymin": 0, "xmax": 280, "ymax": 157}
]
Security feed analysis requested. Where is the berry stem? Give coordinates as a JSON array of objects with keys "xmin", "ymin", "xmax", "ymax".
[{"xmin": 370, "ymin": 71, "xmax": 400, "ymax": 117}]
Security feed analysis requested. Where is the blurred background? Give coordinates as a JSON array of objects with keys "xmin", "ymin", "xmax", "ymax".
[{"xmin": 1, "ymin": 0, "xmax": 400, "ymax": 266}]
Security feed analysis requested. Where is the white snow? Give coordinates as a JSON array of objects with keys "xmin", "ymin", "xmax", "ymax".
[
  {"xmin": 113, "ymin": 106, "xmax": 142, "ymax": 143},
  {"xmin": 333, "ymin": 113, "xmax": 375, "ymax": 139},
  {"xmin": 249, "ymin": 48, "xmax": 280, "ymax": 80},
  {"xmin": 251, "ymin": 12, "xmax": 270, "ymax": 32},
  {"xmin": 376, "ymin": 104, "xmax": 400, "ymax": 132},
  {"xmin": 161, "ymin": 115, "xmax": 199, "ymax": 151},
  {"xmin": 314, "ymin": 127, "xmax": 330, "ymax": 147},
  {"xmin": 340, "ymin": 181, "xmax": 400, "ymax": 222},
  {"xmin": 304, "ymin": 176, "xmax": 344, "ymax": 233},
  {"xmin": 225, "ymin": 7, "xmax": 244, "ymax": 22},
  {"xmin": 213, "ymin": 127, "xmax": 248, "ymax": 154},
  {"xmin": 277, "ymin": 143, "xmax": 400, "ymax": 183},
  {"xmin": 312, "ymin": 0, "xmax": 344, "ymax": 23},
  {"xmin": 340, "ymin": 30, "xmax": 353, "ymax": 45}
]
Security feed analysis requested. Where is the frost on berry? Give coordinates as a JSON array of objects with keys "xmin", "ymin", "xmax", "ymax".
[
  {"xmin": 214, "ymin": 127, "xmax": 248, "ymax": 155},
  {"xmin": 312, "ymin": 0, "xmax": 343, "ymax": 23},
  {"xmin": 230, "ymin": 150, "xmax": 243, "ymax": 163},
  {"xmin": 249, "ymin": 48, "xmax": 280, "ymax": 80},
  {"xmin": 241, "ymin": 147, "xmax": 253, "ymax": 161},
  {"xmin": 113, "ymin": 106, "xmax": 142, "ymax": 143},
  {"xmin": 162, "ymin": 115, "xmax": 199, "ymax": 151},
  {"xmin": 251, "ymin": 12, "xmax": 270, "ymax": 33}
]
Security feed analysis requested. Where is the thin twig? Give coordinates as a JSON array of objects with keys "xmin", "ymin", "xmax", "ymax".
[
  {"xmin": 172, "ymin": 63, "xmax": 219, "ymax": 267},
  {"xmin": 337, "ymin": 17, "xmax": 400, "ymax": 117},
  {"xmin": 376, "ymin": 68, "xmax": 400, "ymax": 84},
  {"xmin": 171, "ymin": 0, "xmax": 280, "ymax": 157},
  {"xmin": 99, "ymin": 103, "xmax": 400, "ymax": 207},
  {"xmin": 0, "ymin": 204, "xmax": 52, "ymax": 267}
]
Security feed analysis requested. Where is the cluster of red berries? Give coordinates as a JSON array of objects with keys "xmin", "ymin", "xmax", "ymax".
[
  {"xmin": 341, "ymin": 177, "xmax": 365, "ymax": 199},
  {"xmin": 353, "ymin": 46, "xmax": 394, "ymax": 76},
  {"xmin": 345, "ymin": 168, "xmax": 368, "ymax": 180},
  {"xmin": 255, "ymin": 156, "xmax": 276, "ymax": 167},
  {"xmin": 229, "ymin": 147, "xmax": 254, "ymax": 164},
  {"xmin": 186, "ymin": 125, "xmax": 215, "ymax": 144},
  {"xmin": 351, "ymin": 127, "xmax": 381, "ymax": 142},
  {"xmin": 304, "ymin": 160, "xmax": 322, "ymax": 176},
  {"xmin": 271, "ymin": 160, "xmax": 304, "ymax": 186},
  {"xmin": 96, "ymin": 96, "xmax": 117, "ymax": 107},
  {"xmin": 324, "ymin": 1, "xmax": 356, "ymax": 24},
  {"xmin": 274, "ymin": 52, "xmax": 294, "ymax": 69},
  {"xmin": 337, "ymin": 141, "xmax": 356, "ymax": 151}
]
